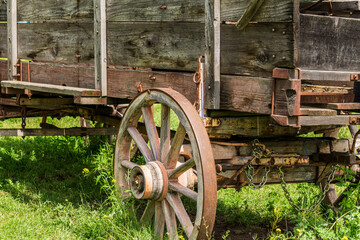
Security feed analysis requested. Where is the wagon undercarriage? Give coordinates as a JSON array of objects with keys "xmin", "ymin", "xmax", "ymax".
[{"xmin": 1, "ymin": 0, "xmax": 360, "ymax": 239}]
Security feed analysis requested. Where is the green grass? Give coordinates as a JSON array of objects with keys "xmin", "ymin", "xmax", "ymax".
[
  {"xmin": 0, "ymin": 117, "xmax": 359, "ymax": 239},
  {"xmin": 0, "ymin": 117, "xmax": 152, "ymax": 239}
]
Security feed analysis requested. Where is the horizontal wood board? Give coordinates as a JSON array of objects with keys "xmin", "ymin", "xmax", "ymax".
[
  {"xmin": 299, "ymin": 14, "xmax": 360, "ymax": 72},
  {"xmin": 0, "ymin": 22, "xmax": 294, "ymax": 77},
  {"xmin": 0, "ymin": 60, "xmax": 274, "ymax": 114},
  {"xmin": 0, "ymin": 0, "xmax": 294, "ymax": 22}
]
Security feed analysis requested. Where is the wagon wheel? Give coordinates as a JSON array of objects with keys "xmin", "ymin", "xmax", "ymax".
[
  {"xmin": 322, "ymin": 126, "xmax": 360, "ymax": 209},
  {"xmin": 114, "ymin": 88, "xmax": 217, "ymax": 239}
]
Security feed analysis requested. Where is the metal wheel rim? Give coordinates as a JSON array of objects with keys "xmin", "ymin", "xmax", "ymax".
[{"xmin": 114, "ymin": 88, "xmax": 217, "ymax": 239}]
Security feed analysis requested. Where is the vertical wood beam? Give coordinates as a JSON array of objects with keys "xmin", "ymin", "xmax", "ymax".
[
  {"xmin": 94, "ymin": 0, "xmax": 107, "ymax": 96},
  {"xmin": 205, "ymin": 0, "xmax": 220, "ymax": 109},
  {"xmin": 7, "ymin": 0, "xmax": 17, "ymax": 81}
]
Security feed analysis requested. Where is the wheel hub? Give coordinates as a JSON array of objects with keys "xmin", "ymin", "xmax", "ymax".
[{"xmin": 130, "ymin": 161, "xmax": 168, "ymax": 200}]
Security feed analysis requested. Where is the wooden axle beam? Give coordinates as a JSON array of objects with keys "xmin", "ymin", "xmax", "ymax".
[{"xmin": 1, "ymin": 81, "xmax": 100, "ymax": 97}]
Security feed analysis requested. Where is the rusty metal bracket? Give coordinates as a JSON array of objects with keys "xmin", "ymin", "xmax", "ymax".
[
  {"xmin": 349, "ymin": 116, "xmax": 360, "ymax": 125},
  {"xmin": 351, "ymin": 73, "xmax": 360, "ymax": 81},
  {"xmin": 202, "ymin": 117, "xmax": 221, "ymax": 127}
]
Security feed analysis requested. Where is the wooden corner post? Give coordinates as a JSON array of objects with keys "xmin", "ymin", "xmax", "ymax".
[
  {"xmin": 94, "ymin": 0, "xmax": 107, "ymax": 96},
  {"xmin": 7, "ymin": 0, "xmax": 18, "ymax": 81},
  {"xmin": 204, "ymin": 0, "xmax": 221, "ymax": 109}
]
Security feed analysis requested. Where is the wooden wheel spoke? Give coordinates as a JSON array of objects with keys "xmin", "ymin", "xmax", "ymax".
[
  {"xmin": 140, "ymin": 201, "xmax": 155, "ymax": 225},
  {"xmin": 164, "ymin": 123, "xmax": 186, "ymax": 168},
  {"xmin": 154, "ymin": 202, "xmax": 165, "ymax": 239},
  {"xmin": 127, "ymin": 127, "xmax": 153, "ymax": 162},
  {"xmin": 168, "ymin": 182, "xmax": 198, "ymax": 202},
  {"xmin": 162, "ymin": 200, "xmax": 179, "ymax": 240},
  {"xmin": 168, "ymin": 159, "xmax": 195, "ymax": 179},
  {"xmin": 120, "ymin": 160, "xmax": 139, "ymax": 170},
  {"xmin": 166, "ymin": 193, "xmax": 194, "ymax": 238},
  {"xmin": 160, "ymin": 104, "xmax": 171, "ymax": 163},
  {"xmin": 142, "ymin": 106, "xmax": 161, "ymax": 161}
]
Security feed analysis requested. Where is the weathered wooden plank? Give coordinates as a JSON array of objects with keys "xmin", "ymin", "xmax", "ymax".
[
  {"xmin": 218, "ymin": 166, "xmax": 318, "ymax": 186},
  {"xmin": 300, "ymin": 0, "xmax": 360, "ymax": 14},
  {"xmin": 7, "ymin": 0, "xmax": 18, "ymax": 81},
  {"xmin": 0, "ymin": 61, "xmax": 275, "ymax": 114},
  {"xmin": 302, "ymin": 84, "xmax": 352, "ymax": 94},
  {"xmin": 0, "ymin": 0, "xmax": 294, "ymax": 23},
  {"xmin": 220, "ymin": 75, "xmax": 272, "ymax": 114},
  {"xmin": 19, "ymin": 97, "xmax": 74, "ymax": 106},
  {"xmin": 299, "ymin": 14, "xmax": 360, "ymax": 72},
  {"xmin": 300, "ymin": 69, "xmax": 360, "ymax": 82},
  {"xmin": 0, "ymin": 21, "xmax": 294, "ymax": 77},
  {"xmin": 0, "ymin": 24, "xmax": 6, "ymax": 58},
  {"xmin": 205, "ymin": 116, "xmax": 342, "ymax": 137},
  {"xmin": 107, "ymin": 68, "xmax": 196, "ymax": 103},
  {"xmin": 109, "ymin": 0, "xmax": 294, "ymax": 23},
  {"xmin": 1, "ymin": 81, "xmax": 100, "ymax": 97},
  {"xmin": 325, "ymin": 103, "xmax": 360, "ymax": 110},
  {"xmin": 0, "ymin": 2, "xmax": 5, "ymax": 22},
  {"xmin": 301, "ymin": 92, "xmax": 355, "ymax": 104},
  {"xmin": 0, "ymin": 61, "xmax": 7, "ymax": 81},
  {"xmin": 300, "ymin": 107, "xmax": 338, "ymax": 116},
  {"xmin": 204, "ymin": 0, "xmax": 216, "ymax": 109},
  {"xmin": 0, "ymin": 0, "xmax": 93, "ymax": 22},
  {"xmin": 94, "ymin": 0, "xmax": 107, "ymax": 96},
  {"xmin": 299, "ymin": 115, "xmax": 360, "ymax": 126}
]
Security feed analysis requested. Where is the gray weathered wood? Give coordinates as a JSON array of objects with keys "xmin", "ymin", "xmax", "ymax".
[
  {"xmin": 204, "ymin": 0, "xmax": 221, "ymax": 109},
  {"xmin": 94, "ymin": 0, "xmax": 107, "ymax": 96},
  {"xmin": 220, "ymin": 75, "xmax": 273, "ymax": 114},
  {"xmin": 299, "ymin": 115, "xmax": 360, "ymax": 126},
  {"xmin": 0, "ymin": 22, "xmax": 294, "ymax": 77},
  {"xmin": 0, "ymin": 1, "xmax": 5, "ymax": 22},
  {"xmin": 300, "ymin": 0, "xmax": 360, "ymax": 14},
  {"xmin": 326, "ymin": 103, "xmax": 360, "ymax": 110},
  {"xmin": 214, "ymin": 0, "xmax": 221, "ymax": 109},
  {"xmin": 0, "ymin": 0, "xmax": 294, "ymax": 23},
  {"xmin": 7, "ymin": 0, "xmax": 17, "ymax": 81},
  {"xmin": 301, "ymin": 69, "xmax": 360, "ymax": 81},
  {"xmin": 1, "ymin": 81, "xmax": 100, "ymax": 96},
  {"xmin": 300, "ymin": 107, "xmax": 338, "ymax": 116},
  {"xmin": 204, "ymin": 0, "xmax": 215, "ymax": 109},
  {"xmin": 299, "ymin": 14, "xmax": 360, "ymax": 72}
]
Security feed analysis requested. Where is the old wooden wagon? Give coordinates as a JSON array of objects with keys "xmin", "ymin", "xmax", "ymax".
[{"xmin": 1, "ymin": 0, "xmax": 360, "ymax": 239}]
